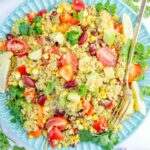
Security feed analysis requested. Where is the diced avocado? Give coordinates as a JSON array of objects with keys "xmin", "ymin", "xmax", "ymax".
[
  {"xmin": 28, "ymin": 49, "xmax": 42, "ymax": 60},
  {"xmin": 60, "ymin": 97, "xmax": 69, "ymax": 107},
  {"xmin": 103, "ymin": 28, "xmax": 115, "ymax": 46},
  {"xmin": 67, "ymin": 92, "xmax": 80, "ymax": 103}
]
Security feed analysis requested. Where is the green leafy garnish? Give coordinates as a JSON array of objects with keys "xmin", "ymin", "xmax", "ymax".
[
  {"xmin": 44, "ymin": 80, "xmax": 55, "ymax": 95},
  {"xmin": 19, "ymin": 22, "xmax": 31, "ymax": 36},
  {"xmin": 142, "ymin": 86, "xmax": 150, "ymax": 96},
  {"xmin": 133, "ymin": 43, "xmax": 150, "ymax": 69},
  {"xmin": 95, "ymin": 0, "xmax": 117, "ymax": 15},
  {"xmin": 66, "ymin": 30, "xmax": 82, "ymax": 46},
  {"xmin": 33, "ymin": 16, "xmax": 42, "ymax": 23},
  {"xmin": 79, "ymin": 130, "xmax": 119, "ymax": 150},
  {"xmin": 0, "ymin": 130, "xmax": 10, "ymax": 150},
  {"xmin": 33, "ymin": 25, "xmax": 43, "ymax": 35},
  {"xmin": 78, "ymin": 85, "xmax": 87, "ymax": 97},
  {"xmin": 73, "ymin": 11, "xmax": 84, "ymax": 20},
  {"xmin": 7, "ymin": 86, "xmax": 25, "ymax": 125},
  {"xmin": 12, "ymin": 146, "xmax": 25, "ymax": 150}
]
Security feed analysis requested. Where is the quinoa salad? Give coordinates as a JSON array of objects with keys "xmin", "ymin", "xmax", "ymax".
[{"xmin": 0, "ymin": 0, "xmax": 149, "ymax": 149}]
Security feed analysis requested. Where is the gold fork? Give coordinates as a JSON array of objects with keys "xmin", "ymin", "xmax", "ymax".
[{"xmin": 109, "ymin": 0, "xmax": 147, "ymax": 129}]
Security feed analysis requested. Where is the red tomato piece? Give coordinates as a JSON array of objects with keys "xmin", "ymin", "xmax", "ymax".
[
  {"xmin": 0, "ymin": 40, "xmax": 7, "ymax": 51},
  {"xmin": 60, "ymin": 13, "xmax": 79, "ymax": 25},
  {"xmin": 50, "ymin": 140, "xmax": 56, "ymax": 148},
  {"xmin": 28, "ymin": 128, "xmax": 42, "ymax": 138},
  {"xmin": 50, "ymin": 45, "xmax": 59, "ymax": 54},
  {"xmin": 128, "ymin": 64, "xmax": 142, "ymax": 83},
  {"xmin": 7, "ymin": 38, "xmax": 28, "ymax": 56},
  {"xmin": 82, "ymin": 99, "xmax": 94, "ymax": 116},
  {"xmin": 96, "ymin": 47, "xmax": 117, "ymax": 67},
  {"xmin": 103, "ymin": 100, "xmax": 113, "ymax": 109},
  {"xmin": 48, "ymin": 126, "xmax": 64, "ymax": 141},
  {"xmin": 93, "ymin": 117, "xmax": 108, "ymax": 132},
  {"xmin": 114, "ymin": 22, "xmax": 123, "ymax": 34},
  {"xmin": 26, "ymin": 12, "xmax": 37, "ymax": 24},
  {"xmin": 59, "ymin": 64, "xmax": 74, "ymax": 81},
  {"xmin": 18, "ymin": 65, "xmax": 28, "ymax": 76},
  {"xmin": 45, "ymin": 116, "xmax": 68, "ymax": 130},
  {"xmin": 72, "ymin": 0, "xmax": 85, "ymax": 12},
  {"xmin": 38, "ymin": 9, "xmax": 47, "ymax": 17},
  {"xmin": 24, "ymin": 88, "xmax": 37, "ymax": 103},
  {"xmin": 35, "ymin": 36, "xmax": 45, "ymax": 46},
  {"xmin": 58, "ymin": 52, "xmax": 78, "ymax": 74}
]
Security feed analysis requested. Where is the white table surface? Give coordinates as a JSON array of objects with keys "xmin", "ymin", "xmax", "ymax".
[{"xmin": 0, "ymin": 0, "xmax": 150, "ymax": 150}]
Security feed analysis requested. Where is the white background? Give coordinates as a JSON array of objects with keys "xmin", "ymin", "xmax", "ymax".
[{"xmin": 0, "ymin": 0, "xmax": 150, "ymax": 150}]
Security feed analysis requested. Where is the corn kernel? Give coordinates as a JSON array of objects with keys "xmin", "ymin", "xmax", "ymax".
[
  {"xmin": 100, "ymin": 89, "xmax": 106, "ymax": 98},
  {"xmin": 19, "ymin": 80, "xmax": 24, "ymax": 88},
  {"xmin": 41, "ymin": 25, "xmax": 44, "ymax": 31},
  {"xmin": 89, "ymin": 35, "xmax": 96, "ymax": 43},
  {"xmin": 117, "ymin": 124, "xmax": 123, "ymax": 131},
  {"xmin": 43, "ymin": 53, "xmax": 49, "ymax": 59},
  {"xmin": 28, "ymin": 135, "xmax": 33, "ymax": 138},
  {"xmin": 92, "ymin": 114, "xmax": 98, "ymax": 120},
  {"xmin": 64, "ymin": 143, "xmax": 69, "ymax": 147},
  {"xmin": 58, "ymin": 144, "xmax": 62, "ymax": 149},
  {"xmin": 15, "ymin": 71, "xmax": 21, "ymax": 80},
  {"xmin": 32, "ymin": 68, "xmax": 39, "ymax": 75},
  {"xmin": 113, "ymin": 15, "xmax": 119, "ymax": 21},
  {"xmin": 43, "ymin": 118, "xmax": 46, "ymax": 124},
  {"xmin": 11, "ymin": 81, "xmax": 18, "ymax": 86}
]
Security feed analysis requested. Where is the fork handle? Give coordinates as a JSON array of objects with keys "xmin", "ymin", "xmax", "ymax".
[{"xmin": 125, "ymin": 0, "xmax": 147, "ymax": 85}]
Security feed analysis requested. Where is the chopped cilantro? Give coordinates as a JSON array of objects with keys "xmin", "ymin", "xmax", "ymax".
[
  {"xmin": 44, "ymin": 80, "xmax": 55, "ymax": 95},
  {"xmin": 19, "ymin": 22, "xmax": 31, "ymax": 36},
  {"xmin": 66, "ymin": 30, "xmax": 82, "ymax": 46},
  {"xmin": 0, "ymin": 130, "xmax": 10, "ymax": 150},
  {"xmin": 33, "ymin": 16, "xmax": 42, "ymax": 23},
  {"xmin": 7, "ymin": 86, "xmax": 25, "ymax": 125},
  {"xmin": 142, "ymin": 86, "xmax": 150, "ymax": 96},
  {"xmin": 73, "ymin": 11, "xmax": 84, "ymax": 20},
  {"xmin": 79, "ymin": 130, "xmax": 119, "ymax": 150},
  {"xmin": 33, "ymin": 25, "xmax": 43, "ymax": 35},
  {"xmin": 95, "ymin": 0, "xmax": 117, "ymax": 15},
  {"xmin": 78, "ymin": 84, "xmax": 87, "ymax": 97},
  {"xmin": 12, "ymin": 146, "xmax": 25, "ymax": 150}
]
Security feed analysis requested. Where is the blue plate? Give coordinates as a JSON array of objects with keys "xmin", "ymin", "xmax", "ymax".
[{"xmin": 0, "ymin": 0, "xmax": 150, "ymax": 150}]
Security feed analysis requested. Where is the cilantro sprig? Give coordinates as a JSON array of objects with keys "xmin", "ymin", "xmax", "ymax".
[
  {"xmin": 0, "ymin": 125, "xmax": 25, "ymax": 150},
  {"xmin": 7, "ymin": 86, "xmax": 25, "ymax": 125},
  {"xmin": 95, "ymin": 0, "xmax": 117, "ymax": 15},
  {"xmin": 142, "ymin": 86, "xmax": 150, "ymax": 96},
  {"xmin": 66, "ymin": 30, "xmax": 82, "ymax": 46},
  {"xmin": 79, "ymin": 130, "xmax": 119, "ymax": 150}
]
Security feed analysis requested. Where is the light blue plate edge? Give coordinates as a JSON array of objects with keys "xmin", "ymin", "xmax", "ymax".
[{"xmin": 0, "ymin": 0, "xmax": 150, "ymax": 150}]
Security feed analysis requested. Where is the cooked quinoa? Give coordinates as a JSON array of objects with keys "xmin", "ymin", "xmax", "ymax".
[{"xmin": 0, "ymin": 0, "xmax": 135, "ymax": 149}]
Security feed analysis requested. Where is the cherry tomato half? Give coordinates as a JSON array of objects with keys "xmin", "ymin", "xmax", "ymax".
[
  {"xmin": 93, "ymin": 117, "xmax": 108, "ymax": 132},
  {"xmin": 7, "ymin": 38, "xmax": 28, "ymax": 56},
  {"xmin": 72, "ymin": 0, "xmax": 85, "ymax": 12},
  {"xmin": 96, "ymin": 47, "xmax": 117, "ymax": 67}
]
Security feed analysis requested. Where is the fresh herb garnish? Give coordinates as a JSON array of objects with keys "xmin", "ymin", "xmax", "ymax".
[
  {"xmin": 12, "ymin": 146, "xmax": 25, "ymax": 150},
  {"xmin": 95, "ymin": 0, "xmax": 117, "ymax": 15},
  {"xmin": 44, "ymin": 80, "xmax": 55, "ymax": 95},
  {"xmin": 78, "ymin": 84, "xmax": 87, "ymax": 97},
  {"xmin": 66, "ymin": 30, "xmax": 82, "ymax": 46},
  {"xmin": 133, "ymin": 43, "xmax": 150, "ymax": 69},
  {"xmin": 33, "ymin": 16, "xmax": 42, "ymax": 23},
  {"xmin": 0, "ymin": 130, "xmax": 10, "ymax": 150},
  {"xmin": 73, "ymin": 11, "xmax": 84, "ymax": 20},
  {"xmin": 33, "ymin": 25, "xmax": 43, "ymax": 35},
  {"xmin": 19, "ymin": 22, "xmax": 31, "ymax": 36},
  {"xmin": 142, "ymin": 86, "xmax": 150, "ymax": 96},
  {"xmin": 7, "ymin": 86, "xmax": 25, "ymax": 125},
  {"xmin": 79, "ymin": 130, "xmax": 119, "ymax": 150}
]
